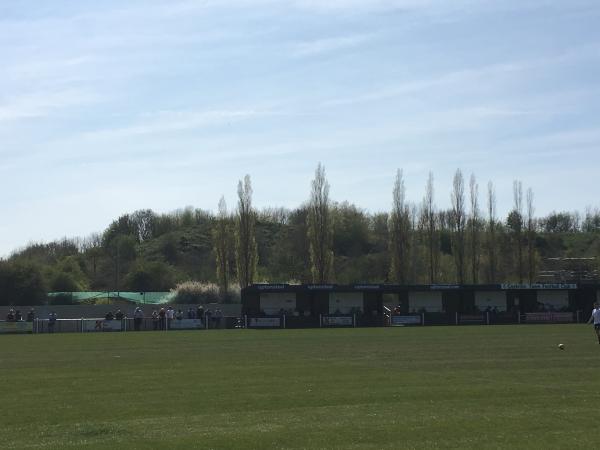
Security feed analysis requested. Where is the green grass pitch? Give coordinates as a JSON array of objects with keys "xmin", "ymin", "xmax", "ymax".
[{"xmin": 1, "ymin": 325, "xmax": 599, "ymax": 449}]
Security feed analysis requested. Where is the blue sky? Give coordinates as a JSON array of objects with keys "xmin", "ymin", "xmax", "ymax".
[{"xmin": 1, "ymin": 0, "xmax": 599, "ymax": 256}]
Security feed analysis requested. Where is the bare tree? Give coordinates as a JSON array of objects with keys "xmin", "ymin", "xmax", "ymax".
[
  {"xmin": 423, "ymin": 172, "xmax": 437, "ymax": 283},
  {"xmin": 469, "ymin": 174, "xmax": 481, "ymax": 284},
  {"xmin": 213, "ymin": 196, "xmax": 231, "ymax": 295},
  {"xmin": 486, "ymin": 181, "xmax": 497, "ymax": 283},
  {"xmin": 235, "ymin": 175, "xmax": 258, "ymax": 289},
  {"xmin": 510, "ymin": 180, "xmax": 524, "ymax": 283},
  {"xmin": 307, "ymin": 163, "xmax": 334, "ymax": 283},
  {"xmin": 526, "ymin": 187, "xmax": 536, "ymax": 284},
  {"xmin": 451, "ymin": 169, "xmax": 466, "ymax": 284},
  {"xmin": 388, "ymin": 170, "xmax": 412, "ymax": 283}
]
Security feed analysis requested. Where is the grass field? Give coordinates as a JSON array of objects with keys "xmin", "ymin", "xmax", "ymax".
[{"xmin": 1, "ymin": 325, "xmax": 599, "ymax": 449}]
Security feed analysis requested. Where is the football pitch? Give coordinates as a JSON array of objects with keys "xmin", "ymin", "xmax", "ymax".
[{"xmin": 1, "ymin": 325, "xmax": 598, "ymax": 449}]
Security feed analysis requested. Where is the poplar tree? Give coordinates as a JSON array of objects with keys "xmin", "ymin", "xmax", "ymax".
[
  {"xmin": 451, "ymin": 169, "xmax": 466, "ymax": 284},
  {"xmin": 389, "ymin": 169, "xmax": 411, "ymax": 283},
  {"xmin": 213, "ymin": 196, "xmax": 230, "ymax": 295},
  {"xmin": 469, "ymin": 174, "xmax": 481, "ymax": 284},
  {"xmin": 486, "ymin": 181, "xmax": 497, "ymax": 283},
  {"xmin": 423, "ymin": 172, "xmax": 437, "ymax": 283},
  {"xmin": 235, "ymin": 175, "xmax": 258, "ymax": 289},
  {"xmin": 526, "ymin": 187, "xmax": 536, "ymax": 284},
  {"xmin": 307, "ymin": 163, "xmax": 334, "ymax": 283}
]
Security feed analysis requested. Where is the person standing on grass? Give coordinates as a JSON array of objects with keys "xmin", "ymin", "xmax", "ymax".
[
  {"xmin": 133, "ymin": 307, "xmax": 144, "ymax": 331},
  {"xmin": 152, "ymin": 309, "xmax": 159, "ymax": 330},
  {"xmin": 587, "ymin": 302, "xmax": 600, "ymax": 344},
  {"xmin": 166, "ymin": 306, "xmax": 175, "ymax": 329},
  {"xmin": 48, "ymin": 311, "xmax": 57, "ymax": 333},
  {"xmin": 158, "ymin": 307, "xmax": 166, "ymax": 330}
]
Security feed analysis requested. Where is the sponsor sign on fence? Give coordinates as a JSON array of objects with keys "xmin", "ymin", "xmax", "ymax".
[
  {"xmin": 322, "ymin": 316, "xmax": 353, "ymax": 326},
  {"xmin": 169, "ymin": 319, "xmax": 204, "ymax": 330},
  {"xmin": 391, "ymin": 315, "xmax": 421, "ymax": 326},
  {"xmin": 248, "ymin": 317, "xmax": 281, "ymax": 328},
  {"xmin": 460, "ymin": 314, "xmax": 485, "ymax": 325},
  {"xmin": 83, "ymin": 319, "xmax": 123, "ymax": 332},
  {"xmin": 525, "ymin": 312, "xmax": 574, "ymax": 323},
  {"xmin": 0, "ymin": 321, "xmax": 33, "ymax": 333}
]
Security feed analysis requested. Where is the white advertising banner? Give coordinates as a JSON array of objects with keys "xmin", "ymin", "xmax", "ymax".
[
  {"xmin": 83, "ymin": 319, "xmax": 122, "ymax": 331},
  {"xmin": 0, "ymin": 321, "xmax": 32, "ymax": 333},
  {"xmin": 390, "ymin": 315, "xmax": 421, "ymax": 326},
  {"xmin": 525, "ymin": 312, "xmax": 574, "ymax": 323},
  {"xmin": 248, "ymin": 317, "xmax": 281, "ymax": 328},
  {"xmin": 409, "ymin": 291, "xmax": 443, "ymax": 313},
  {"xmin": 169, "ymin": 319, "xmax": 204, "ymax": 329},
  {"xmin": 322, "ymin": 316, "xmax": 353, "ymax": 326}
]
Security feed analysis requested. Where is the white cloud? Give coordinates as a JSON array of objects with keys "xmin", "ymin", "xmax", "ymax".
[
  {"xmin": 79, "ymin": 109, "xmax": 269, "ymax": 141},
  {"xmin": 292, "ymin": 34, "xmax": 375, "ymax": 57},
  {"xmin": 0, "ymin": 88, "xmax": 100, "ymax": 122}
]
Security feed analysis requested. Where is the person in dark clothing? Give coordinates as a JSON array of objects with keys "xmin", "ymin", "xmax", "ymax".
[
  {"xmin": 48, "ymin": 312, "xmax": 57, "ymax": 333},
  {"xmin": 26, "ymin": 309, "xmax": 35, "ymax": 322},
  {"xmin": 158, "ymin": 308, "xmax": 166, "ymax": 330},
  {"xmin": 151, "ymin": 309, "xmax": 159, "ymax": 330},
  {"xmin": 15, "ymin": 310, "xmax": 22, "ymax": 321},
  {"xmin": 115, "ymin": 309, "xmax": 124, "ymax": 320},
  {"xmin": 105, "ymin": 311, "xmax": 114, "ymax": 321},
  {"xmin": 6, "ymin": 309, "xmax": 15, "ymax": 321},
  {"xmin": 133, "ymin": 307, "xmax": 144, "ymax": 331}
]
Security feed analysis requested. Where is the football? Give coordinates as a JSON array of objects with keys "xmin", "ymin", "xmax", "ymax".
[{"xmin": 558, "ymin": 344, "xmax": 565, "ymax": 350}]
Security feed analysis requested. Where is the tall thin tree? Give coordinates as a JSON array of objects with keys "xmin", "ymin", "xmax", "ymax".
[
  {"xmin": 512, "ymin": 180, "xmax": 524, "ymax": 283},
  {"xmin": 389, "ymin": 169, "xmax": 411, "ymax": 283},
  {"xmin": 423, "ymin": 172, "xmax": 437, "ymax": 283},
  {"xmin": 486, "ymin": 181, "xmax": 497, "ymax": 283},
  {"xmin": 469, "ymin": 174, "xmax": 480, "ymax": 283},
  {"xmin": 307, "ymin": 163, "xmax": 334, "ymax": 283},
  {"xmin": 213, "ymin": 196, "xmax": 230, "ymax": 295},
  {"xmin": 235, "ymin": 175, "xmax": 258, "ymax": 289},
  {"xmin": 451, "ymin": 169, "xmax": 466, "ymax": 284},
  {"xmin": 526, "ymin": 187, "xmax": 536, "ymax": 284}
]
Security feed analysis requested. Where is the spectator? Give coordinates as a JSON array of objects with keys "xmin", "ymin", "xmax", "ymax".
[
  {"xmin": 115, "ymin": 309, "xmax": 124, "ymax": 320},
  {"xmin": 105, "ymin": 311, "xmax": 114, "ymax": 321},
  {"xmin": 15, "ymin": 310, "xmax": 22, "ymax": 321},
  {"xmin": 215, "ymin": 308, "xmax": 223, "ymax": 328},
  {"xmin": 151, "ymin": 309, "xmax": 159, "ymax": 330},
  {"xmin": 6, "ymin": 309, "xmax": 15, "ymax": 321},
  {"xmin": 196, "ymin": 305, "xmax": 204, "ymax": 321},
  {"xmin": 205, "ymin": 308, "xmax": 212, "ymax": 328},
  {"xmin": 133, "ymin": 307, "xmax": 144, "ymax": 331},
  {"xmin": 26, "ymin": 308, "xmax": 35, "ymax": 322},
  {"xmin": 48, "ymin": 311, "xmax": 57, "ymax": 333},
  {"xmin": 176, "ymin": 309, "xmax": 183, "ymax": 321},
  {"xmin": 166, "ymin": 306, "xmax": 175, "ymax": 329},
  {"xmin": 158, "ymin": 308, "xmax": 166, "ymax": 330},
  {"xmin": 187, "ymin": 308, "xmax": 195, "ymax": 319}
]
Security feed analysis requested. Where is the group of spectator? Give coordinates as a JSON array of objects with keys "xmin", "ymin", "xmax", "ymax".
[
  {"xmin": 100, "ymin": 305, "xmax": 225, "ymax": 331},
  {"xmin": 5, "ymin": 308, "xmax": 36, "ymax": 322},
  {"xmin": 3, "ymin": 305, "xmax": 226, "ymax": 333}
]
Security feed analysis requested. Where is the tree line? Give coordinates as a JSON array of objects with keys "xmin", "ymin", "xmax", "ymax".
[{"xmin": 1, "ymin": 165, "xmax": 599, "ymax": 305}]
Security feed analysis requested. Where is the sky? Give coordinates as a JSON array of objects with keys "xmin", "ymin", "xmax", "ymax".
[{"xmin": 1, "ymin": 0, "xmax": 599, "ymax": 256}]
